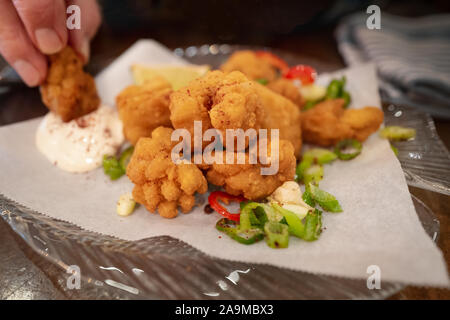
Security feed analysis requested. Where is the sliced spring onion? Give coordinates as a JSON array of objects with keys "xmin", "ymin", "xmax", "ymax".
[
  {"xmin": 264, "ymin": 221, "xmax": 289, "ymax": 248},
  {"xmin": 304, "ymin": 164, "xmax": 324, "ymax": 186},
  {"xmin": 119, "ymin": 146, "xmax": 134, "ymax": 171},
  {"xmin": 303, "ymin": 100, "xmax": 319, "ymax": 111},
  {"xmin": 295, "ymin": 158, "xmax": 312, "ymax": 182},
  {"xmin": 325, "ymin": 76, "xmax": 351, "ymax": 108},
  {"xmin": 325, "ymin": 80, "xmax": 341, "ymax": 99},
  {"xmin": 297, "ymin": 149, "xmax": 336, "ymax": 183},
  {"xmin": 303, "ymin": 209, "xmax": 323, "ymax": 241},
  {"xmin": 253, "ymin": 205, "xmax": 269, "ymax": 226},
  {"xmin": 302, "ymin": 189, "xmax": 316, "ymax": 207},
  {"xmin": 281, "ymin": 203, "xmax": 310, "ymax": 220},
  {"xmin": 103, "ymin": 155, "xmax": 125, "ymax": 180},
  {"xmin": 239, "ymin": 208, "xmax": 252, "ymax": 232},
  {"xmin": 380, "ymin": 126, "xmax": 416, "ymax": 141},
  {"xmin": 304, "ymin": 77, "xmax": 351, "ymax": 111},
  {"xmin": 103, "ymin": 147, "xmax": 135, "ymax": 180},
  {"xmin": 272, "ymin": 203, "xmax": 305, "ymax": 238},
  {"xmin": 303, "ymin": 148, "xmax": 337, "ymax": 165},
  {"xmin": 255, "ymin": 78, "xmax": 268, "ymax": 85},
  {"xmin": 240, "ymin": 202, "xmax": 271, "ymax": 229},
  {"xmin": 216, "ymin": 218, "xmax": 264, "ymax": 245},
  {"xmin": 307, "ymin": 183, "xmax": 342, "ymax": 213},
  {"xmin": 325, "ymin": 77, "xmax": 346, "ymax": 99},
  {"xmin": 334, "ymin": 139, "xmax": 362, "ymax": 160},
  {"xmin": 272, "ymin": 203, "xmax": 322, "ymax": 241},
  {"xmin": 342, "ymin": 90, "xmax": 351, "ymax": 108}
]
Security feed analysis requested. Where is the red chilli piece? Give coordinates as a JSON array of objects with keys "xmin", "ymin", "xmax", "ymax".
[
  {"xmin": 208, "ymin": 191, "xmax": 246, "ymax": 222},
  {"xmin": 283, "ymin": 64, "xmax": 317, "ymax": 85}
]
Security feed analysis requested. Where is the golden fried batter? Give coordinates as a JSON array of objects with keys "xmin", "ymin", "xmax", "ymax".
[
  {"xmin": 220, "ymin": 50, "xmax": 278, "ymax": 82},
  {"xmin": 255, "ymin": 82, "xmax": 303, "ymax": 157},
  {"xmin": 301, "ymin": 99, "xmax": 384, "ymax": 146},
  {"xmin": 127, "ymin": 127, "xmax": 208, "ymax": 218},
  {"xmin": 205, "ymin": 138, "xmax": 296, "ymax": 200},
  {"xmin": 267, "ymin": 78, "xmax": 305, "ymax": 108},
  {"xmin": 221, "ymin": 51, "xmax": 306, "ymax": 107},
  {"xmin": 169, "ymin": 70, "xmax": 264, "ymax": 148},
  {"xmin": 340, "ymin": 107, "xmax": 384, "ymax": 142},
  {"xmin": 40, "ymin": 46, "xmax": 100, "ymax": 122},
  {"xmin": 116, "ymin": 78, "xmax": 172, "ymax": 145}
]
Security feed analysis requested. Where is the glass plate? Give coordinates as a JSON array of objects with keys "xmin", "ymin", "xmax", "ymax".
[{"xmin": 0, "ymin": 45, "xmax": 444, "ymax": 299}]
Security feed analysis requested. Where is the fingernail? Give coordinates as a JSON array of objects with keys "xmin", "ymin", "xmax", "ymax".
[
  {"xmin": 80, "ymin": 38, "xmax": 90, "ymax": 63},
  {"xmin": 35, "ymin": 28, "xmax": 63, "ymax": 54},
  {"xmin": 13, "ymin": 60, "xmax": 41, "ymax": 87}
]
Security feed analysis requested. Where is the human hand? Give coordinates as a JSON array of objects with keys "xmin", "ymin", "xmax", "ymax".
[{"xmin": 0, "ymin": 0, "xmax": 101, "ymax": 87}]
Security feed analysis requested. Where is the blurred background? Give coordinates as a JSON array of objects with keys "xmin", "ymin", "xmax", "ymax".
[{"xmin": 96, "ymin": 0, "xmax": 449, "ymax": 44}]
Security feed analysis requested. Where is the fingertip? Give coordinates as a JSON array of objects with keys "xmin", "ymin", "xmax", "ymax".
[
  {"xmin": 35, "ymin": 28, "xmax": 64, "ymax": 54},
  {"xmin": 13, "ymin": 60, "xmax": 42, "ymax": 87}
]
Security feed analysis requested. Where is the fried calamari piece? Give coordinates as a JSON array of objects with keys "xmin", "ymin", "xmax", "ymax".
[
  {"xmin": 301, "ymin": 99, "xmax": 384, "ymax": 146},
  {"xmin": 40, "ymin": 46, "xmax": 100, "ymax": 122},
  {"xmin": 301, "ymin": 99, "xmax": 351, "ymax": 146},
  {"xmin": 116, "ymin": 78, "xmax": 172, "ymax": 145},
  {"xmin": 267, "ymin": 78, "xmax": 305, "ymax": 108},
  {"xmin": 169, "ymin": 70, "xmax": 264, "ymax": 148},
  {"xmin": 340, "ymin": 107, "xmax": 384, "ymax": 142},
  {"xmin": 220, "ymin": 50, "xmax": 278, "ymax": 82},
  {"xmin": 127, "ymin": 127, "xmax": 208, "ymax": 218},
  {"xmin": 204, "ymin": 138, "xmax": 296, "ymax": 200},
  {"xmin": 254, "ymin": 82, "xmax": 303, "ymax": 157},
  {"xmin": 221, "ymin": 51, "xmax": 308, "ymax": 108}
]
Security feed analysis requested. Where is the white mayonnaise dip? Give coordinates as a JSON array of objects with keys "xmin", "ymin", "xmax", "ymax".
[{"xmin": 36, "ymin": 105, "xmax": 124, "ymax": 173}]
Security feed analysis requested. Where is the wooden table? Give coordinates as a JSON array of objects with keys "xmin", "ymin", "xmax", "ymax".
[{"xmin": 0, "ymin": 24, "xmax": 449, "ymax": 300}]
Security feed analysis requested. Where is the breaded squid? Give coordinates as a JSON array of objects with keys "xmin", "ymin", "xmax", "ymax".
[
  {"xmin": 220, "ymin": 50, "xmax": 278, "ymax": 82},
  {"xmin": 301, "ymin": 99, "xmax": 384, "ymax": 146},
  {"xmin": 169, "ymin": 70, "xmax": 264, "ymax": 148},
  {"xmin": 340, "ymin": 107, "xmax": 385, "ymax": 142},
  {"xmin": 40, "ymin": 46, "xmax": 100, "ymax": 122},
  {"xmin": 221, "ymin": 51, "xmax": 305, "ymax": 108},
  {"xmin": 116, "ymin": 78, "xmax": 172, "ymax": 145},
  {"xmin": 127, "ymin": 127, "xmax": 208, "ymax": 218},
  {"xmin": 255, "ymin": 82, "xmax": 303, "ymax": 157},
  {"xmin": 204, "ymin": 138, "xmax": 296, "ymax": 200},
  {"xmin": 267, "ymin": 78, "xmax": 305, "ymax": 108}
]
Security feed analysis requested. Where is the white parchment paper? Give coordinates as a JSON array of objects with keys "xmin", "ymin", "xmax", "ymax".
[{"xmin": 0, "ymin": 40, "xmax": 448, "ymax": 287}]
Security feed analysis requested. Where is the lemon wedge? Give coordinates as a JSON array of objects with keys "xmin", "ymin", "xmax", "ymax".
[{"xmin": 131, "ymin": 64, "xmax": 210, "ymax": 90}]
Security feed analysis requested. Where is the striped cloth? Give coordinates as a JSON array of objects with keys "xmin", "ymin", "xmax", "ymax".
[{"xmin": 336, "ymin": 13, "xmax": 450, "ymax": 119}]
